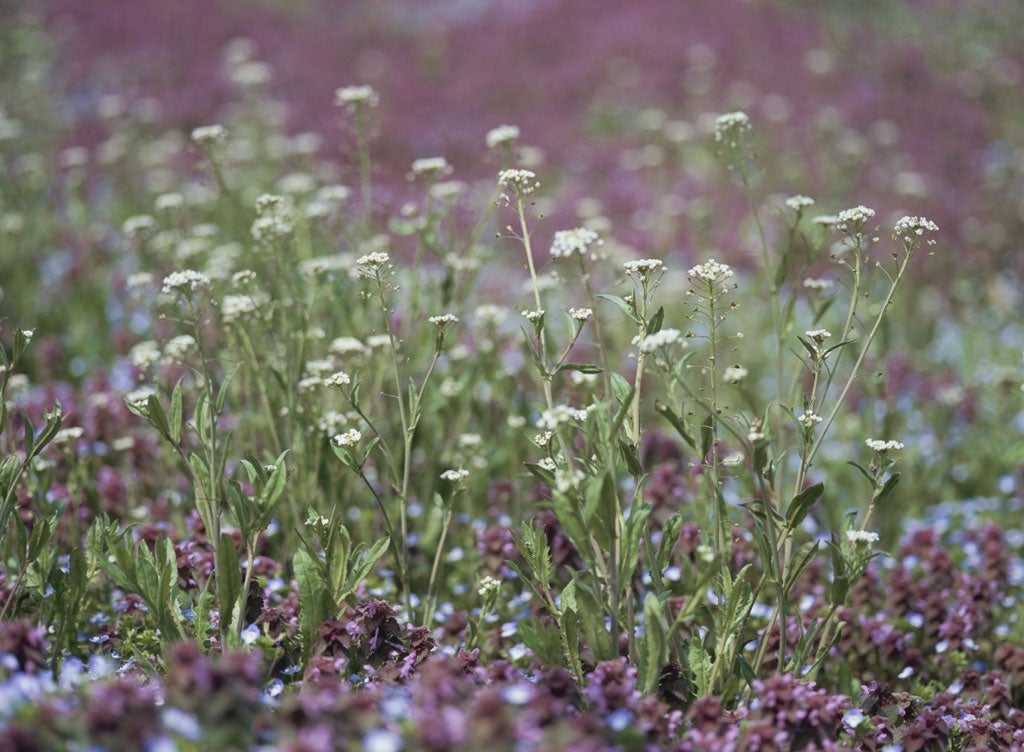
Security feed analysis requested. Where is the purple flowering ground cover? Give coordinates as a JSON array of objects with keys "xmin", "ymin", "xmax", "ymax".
[{"xmin": 1, "ymin": 1, "xmax": 1024, "ymax": 750}]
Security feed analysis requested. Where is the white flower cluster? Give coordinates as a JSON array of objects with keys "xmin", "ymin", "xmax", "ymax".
[
  {"xmin": 623, "ymin": 258, "xmax": 665, "ymax": 280},
  {"xmin": 835, "ymin": 205, "xmax": 876, "ymax": 233},
  {"xmin": 356, "ymin": 251, "xmax": 392, "ymax": 275},
  {"xmin": 191, "ymin": 124, "xmax": 227, "ymax": 147},
  {"xmin": 332, "ymin": 428, "xmax": 362, "ymax": 447},
  {"xmin": 334, "ymin": 85, "xmax": 379, "ymax": 109},
  {"xmin": 568, "ymin": 307, "xmax": 593, "ymax": 322},
  {"xmin": 164, "ymin": 334, "xmax": 196, "ymax": 361},
  {"xmin": 536, "ymin": 404, "xmax": 594, "ymax": 431},
  {"xmin": 785, "ymin": 195, "xmax": 815, "ymax": 211},
  {"xmin": 429, "ymin": 313, "xmax": 459, "ymax": 328},
  {"xmin": 845, "ymin": 530, "xmax": 880, "ymax": 545},
  {"xmin": 802, "ymin": 277, "xmax": 833, "ymax": 292},
  {"xmin": 410, "ymin": 157, "xmax": 452, "ymax": 179},
  {"xmin": 221, "ymin": 292, "xmax": 268, "ymax": 323},
  {"xmin": 440, "ymin": 468, "xmax": 470, "ymax": 482},
  {"xmin": 713, "ymin": 111, "xmax": 752, "ymax": 146},
  {"xmin": 53, "ymin": 426, "xmax": 85, "ymax": 445},
  {"xmin": 125, "ymin": 386, "xmax": 156, "ymax": 408},
  {"xmin": 723, "ymin": 365, "xmax": 748, "ymax": 384},
  {"xmin": 805, "ymin": 329, "xmax": 832, "ymax": 344},
  {"xmin": 893, "ymin": 216, "xmax": 939, "ymax": 245},
  {"xmin": 162, "ymin": 269, "xmax": 210, "ymax": 295},
  {"xmin": 550, "ymin": 228, "xmax": 602, "ymax": 259},
  {"xmin": 688, "ymin": 258, "xmax": 734, "ymax": 282},
  {"xmin": 498, "ymin": 168, "xmax": 539, "ymax": 196},
  {"xmin": 129, "ymin": 341, "xmax": 161, "ymax": 368},
  {"xmin": 865, "ymin": 439, "xmax": 904, "ymax": 452},
  {"xmin": 521, "ymin": 308, "xmax": 545, "ymax": 323},
  {"xmin": 478, "ymin": 575, "xmax": 502, "ymax": 597},
  {"xmin": 329, "ymin": 336, "xmax": 370, "ymax": 356},
  {"xmin": 486, "ymin": 124, "xmax": 520, "ymax": 149},
  {"xmin": 251, "ymin": 193, "xmax": 293, "ymax": 244},
  {"xmin": 324, "ymin": 371, "xmax": 351, "ymax": 389},
  {"xmin": 122, "ymin": 215, "xmax": 157, "ymax": 239},
  {"xmin": 797, "ymin": 411, "xmax": 823, "ymax": 428},
  {"xmin": 637, "ymin": 328, "xmax": 682, "ymax": 353}
]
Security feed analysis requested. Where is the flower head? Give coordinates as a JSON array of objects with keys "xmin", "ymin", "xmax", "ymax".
[
  {"xmin": 486, "ymin": 124, "xmax": 520, "ymax": 150},
  {"xmin": 440, "ymin": 468, "xmax": 470, "ymax": 483},
  {"xmin": 687, "ymin": 259, "xmax": 734, "ymax": 282},
  {"xmin": 723, "ymin": 365, "xmax": 748, "ymax": 384},
  {"xmin": 623, "ymin": 258, "xmax": 665, "ymax": 281},
  {"xmin": 162, "ymin": 270, "xmax": 210, "ymax": 295},
  {"xmin": 191, "ymin": 124, "xmax": 227, "ymax": 148},
  {"xmin": 713, "ymin": 111, "xmax": 752, "ymax": 147},
  {"xmin": 865, "ymin": 438, "xmax": 905, "ymax": 453},
  {"xmin": 334, "ymin": 85, "xmax": 379, "ymax": 110},
  {"xmin": 835, "ymin": 205, "xmax": 876, "ymax": 234},
  {"xmin": 332, "ymin": 429, "xmax": 362, "ymax": 447},
  {"xmin": 550, "ymin": 228, "xmax": 603, "ymax": 260},
  {"xmin": 846, "ymin": 530, "xmax": 879, "ymax": 545},
  {"xmin": 498, "ymin": 168, "xmax": 539, "ymax": 198},
  {"xmin": 893, "ymin": 216, "xmax": 939, "ymax": 247},
  {"xmin": 785, "ymin": 195, "xmax": 815, "ymax": 212}
]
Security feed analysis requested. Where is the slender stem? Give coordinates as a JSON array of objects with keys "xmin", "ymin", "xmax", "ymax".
[{"xmin": 424, "ymin": 507, "xmax": 455, "ymax": 626}]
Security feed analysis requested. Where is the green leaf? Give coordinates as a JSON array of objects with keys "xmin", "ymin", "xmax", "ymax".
[
  {"xmin": 786, "ymin": 481, "xmax": 824, "ymax": 530},
  {"xmin": 596, "ymin": 293, "xmax": 638, "ymax": 323},
  {"xmin": 618, "ymin": 439, "xmax": 644, "ymax": 478},
  {"xmin": 873, "ymin": 473, "xmax": 901, "ymax": 506},
  {"xmin": 610, "ymin": 372, "xmax": 633, "ymax": 408},
  {"xmin": 339, "ymin": 536, "xmax": 390, "ymax": 604},
  {"xmin": 523, "ymin": 462, "xmax": 555, "ymax": 487},
  {"xmin": 783, "ymin": 540, "xmax": 821, "ymax": 596},
  {"xmin": 688, "ymin": 638, "xmax": 713, "ymax": 697},
  {"xmin": 846, "ymin": 461, "xmax": 876, "ymax": 489},
  {"xmin": 215, "ymin": 365, "xmax": 239, "ymax": 414},
  {"xmin": 646, "ymin": 306, "xmax": 665, "ymax": 335},
  {"xmin": 639, "ymin": 592, "xmax": 667, "ymax": 695},
  {"xmin": 169, "ymin": 378, "xmax": 184, "ymax": 444},
  {"xmin": 656, "ymin": 513, "xmax": 684, "ymax": 572},
  {"xmin": 774, "ymin": 249, "xmax": 790, "ymax": 291},
  {"xmin": 294, "ymin": 548, "xmax": 329, "ymax": 661},
  {"xmin": 146, "ymin": 394, "xmax": 171, "ymax": 441},
  {"xmin": 619, "ymin": 502, "xmax": 651, "ymax": 589},
  {"xmin": 217, "ymin": 533, "xmax": 243, "ymax": 644}
]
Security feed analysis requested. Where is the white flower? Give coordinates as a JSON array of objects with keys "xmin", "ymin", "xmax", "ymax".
[
  {"xmin": 474, "ymin": 304, "xmax": 508, "ymax": 326},
  {"xmin": 522, "ymin": 309, "xmax": 545, "ymax": 323},
  {"xmin": 805, "ymin": 329, "xmax": 832, "ymax": 345},
  {"xmin": 637, "ymin": 328, "xmax": 682, "ymax": 353},
  {"xmin": 802, "ymin": 277, "xmax": 833, "ymax": 292},
  {"xmin": 305, "ymin": 514, "xmax": 330, "ymax": 527},
  {"xmin": 129, "ymin": 341, "xmax": 161, "ymax": 368},
  {"xmin": 163, "ymin": 335, "xmax": 196, "ymax": 360},
  {"xmin": 893, "ymin": 216, "xmax": 939, "ymax": 246},
  {"xmin": 221, "ymin": 292, "xmax": 268, "ymax": 323},
  {"xmin": 332, "ymin": 429, "xmax": 362, "ymax": 447},
  {"xmin": 797, "ymin": 411, "xmax": 823, "ymax": 428},
  {"xmin": 122, "ymin": 215, "xmax": 157, "ymax": 238},
  {"xmin": 162, "ymin": 269, "xmax": 210, "ymax": 294},
  {"xmin": 53, "ymin": 426, "xmax": 85, "ymax": 445},
  {"xmin": 846, "ymin": 530, "xmax": 880, "ymax": 545},
  {"xmin": 324, "ymin": 371, "xmax": 351, "ymax": 388},
  {"xmin": 486, "ymin": 124, "xmax": 520, "ymax": 149},
  {"xmin": 550, "ymin": 228, "xmax": 602, "ymax": 259},
  {"xmin": 410, "ymin": 157, "xmax": 451, "ymax": 178},
  {"xmin": 191, "ymin": 124, "xmax": 227, "ymax": 147},
  {"xmin": 723, "ymin": 365, "xmax": 748, "ymax": 384},
  {"xmin": 835, "ymin": 205, "xmax": 876, "ymax": 233},
  {"xmin": 155, "ymin": 193, "xmax": 184, "ymax": 212},
  {"xmin": 317, "ymin": 184, "xmax": 352, "ymax": 205},
  {"xmin": 429, "ymin": 313, "xmax": 459, "ymax": 327},
  {"xmin": 785, "ymin": 195, "xmax": 815, "ymax": 211},
  {"xmin": 865, "ymin": 438, "xmax": 905, "ymax": 453},
  {"xmin": 478, "ymin": 575, "xmax": 502, "ymax": 596},
  {"xmin": 568, "ymin": 307, "xmax": 593, "ymax": 322},
  {"xmin": 334, "ymin": 85, "xmax": 379, "ymax": 109},
  {"xmin": 329, "ymin": 336, "xmax": 369, "ymax": 356},
  {"xmin": 687, "ymin": 259, "xmax": 734, "ymax": 282},
  {"xmin": 623, "ymin": 258, "xmax": 665, "ymax": 280},
  {"xmin": 498, "ymin": 168, "xmax": 538, "ymax": 196},
  {"xmin": 125, "ymin": 386, "xmax": 156, "ymax": 408},
  {"xmin": 537, "ymin": 457, "xmax": 557, "ymax": 471},
  {"xmin": 713, "ymin": 111, "xmax": 752, "ymax": 146},
  {"xmin": 440, "ymin": 468, "xmax": 470, "ymax": 482},
  {"xmin": 356, "ymin": 251, "xmax": 391, "ymax": 273}
]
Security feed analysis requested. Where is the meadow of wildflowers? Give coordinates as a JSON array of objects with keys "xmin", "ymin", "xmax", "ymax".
[{"xmin": 1, "ymin": 1, "xmax": 1023, "ymax": 750}]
